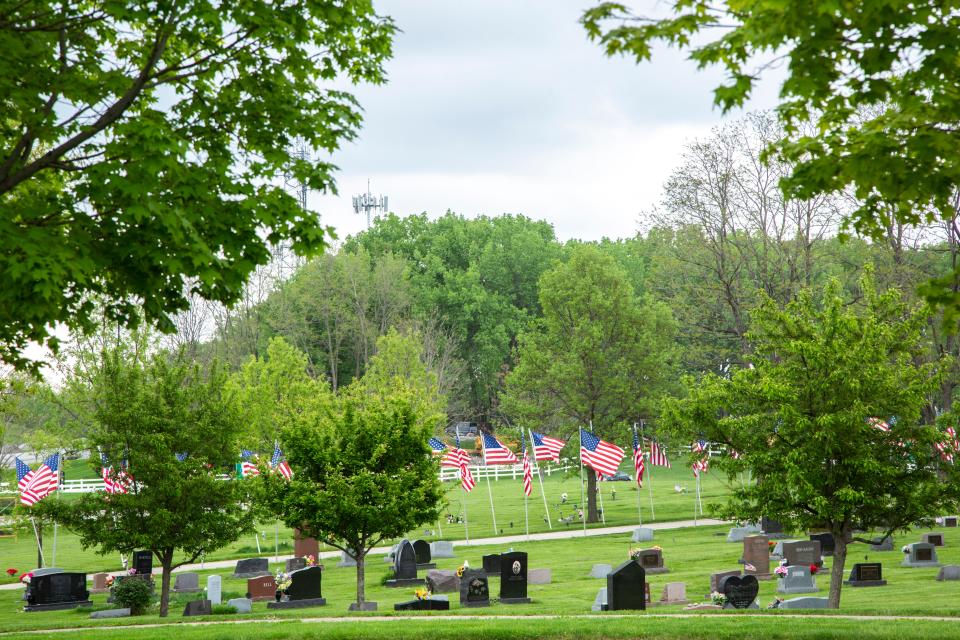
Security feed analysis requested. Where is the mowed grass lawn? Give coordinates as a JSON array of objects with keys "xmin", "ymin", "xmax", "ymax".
[
  {"xmin": 0, "ymin": 462, "xmax": 730, "ymax": 572},
  {"xmin": 4, "ymin": 522, "xmax": 960, "ymax": 637}
]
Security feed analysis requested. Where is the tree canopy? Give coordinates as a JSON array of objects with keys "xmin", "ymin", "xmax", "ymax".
[{"xmin": 0, "ymin": 1, "xmax": 395, "ymax": 373}]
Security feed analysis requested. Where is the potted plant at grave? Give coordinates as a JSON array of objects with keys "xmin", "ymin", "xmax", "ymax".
[
  {"xmin": 629, "ymin": 548, "xmax": 642, "ymax": 562},
  {"xmin": 710, "ymin": 591, "xmax": 727, "ymax": 606},
  {"xmin": 414, "ymin": 587, "xmax": 431, "ymax": 601},
  {"xmin": 274, "ymin": 570, "xmax": 291, "ymax": 602}
]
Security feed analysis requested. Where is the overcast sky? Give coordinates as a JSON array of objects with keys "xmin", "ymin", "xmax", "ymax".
[{"xmin": 311, "ymin": 1, "xmax": 783, "ymax": 243}]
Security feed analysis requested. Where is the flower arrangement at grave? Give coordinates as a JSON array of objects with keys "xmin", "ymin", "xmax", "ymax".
[
  {"xmin": 809, "ymin": 563, "xmax": 819, "ymax": 575},
  {"xmin": 305, "ymin": 554, "xmax": 318, "ymax": 567},
  {"xmin": 901, "ymin": 545, "xmax": 910, "ymax": 554},
  {"xmin": 275, "ymin": 570, "xmax": 291, "ymax": 596},
  {"xmin": 127, "ymin": 567, "xmax": 137, "ymax": 576},
  {"xmin": 710, "ymin": 591, "xmax": 727, "ymax": 606},
  {"xmin": 19, "ymin": 572, "xmax": 32, "ymax": 584},
  {"xmin": 456, "ymin": 560, "xmax": 469, "ymax": 577},
  {"xmin": 768, "ymin": 540, "xmax": 776, "ymax": 553},
  {"xmin": 5, "ymin": 569, "xmax": 16, "ymax": 577},
  {"xmin": 105, "ymin": 575, "xmax": 115, "ymax": 587},
  {"xmin": 767, "ymin": 597, "xmax": 784, "ymax": 609},
  {"xmin": 774, "ymin": 565, "xmax": 788, "ymax": 577},
  {"xmin": 414, "ymin": 587, "xmax": 432, "ymax": 601},
  {"xmin": 628, "ymin": 548, "xmax": 643, "ymax": 561}
]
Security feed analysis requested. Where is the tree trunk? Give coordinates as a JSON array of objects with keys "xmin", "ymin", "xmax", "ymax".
[
  {"xmin": 586, "ymin": 470, "xmax": 598, "ymax": 523},
  {"xmin": 827, "ymin": 530, "xmax": 848, "ymax": 609},
  {"xmin": 355, "ymin": 551, "xmax": 366, "ymax": 606},
  {"xmin": 159, "ymin": 560, "xmax": 172, "ymax": 618}
]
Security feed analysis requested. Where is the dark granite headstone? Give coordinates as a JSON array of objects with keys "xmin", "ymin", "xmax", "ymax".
[
  {"xmin": 923, "ymin": 532, "xmax": 945, "ymax": 547},
  {"xmin": 710, "ymin": 570, "xmax": 741, "ymax": 595},
  {"xmin": 845, "ymin": 562, "xmax": 886, "ymax": 587},
  {"xmin": 385, "ymin": 540, "xmax": 423, "ymax": 587},
  {"xmin": 24, "ymin": 572, "xmax": 92, "ymax": 612},
  {"xmin": 286, "ymin": 557, "xmax": 307, "ymax": 573},
  {"xmin": 182, "ymin": 599, "xmax": 212, "ymax": 617},
  {"xmin": 499, "ymin": 551, "xmax": 530, "ymax": 604},
  {"xmin": 413, "ymin": 540, "xmax": 435, "ymax": 569},
  {"xmin": 605, "ymin": 559, "xmax": 646, "ymax": 611},
  {"xmin": 809, "ymin": 533, "xmax": 835, "ymax": 556},
  {"xmin": 394, "ymin": 598, "xmax": 450, "ymax": 611},
  {"xmin": 761, "ymin": 517, "xmax": 784, "ymax": 535},
  {"xmin": 133, "ymin": 550, "xmax": 153, "ymax": 576},
  {"xmin": 233, "ymin": 558, "xmax": 270, "ymax": 579},
  {"xmin": 720, "ymin": 574, "xmax": 759, "ymax": 609},
  {"xmin": 945, "ymin": 516, "xmax": 958, "ymax": 528},
  {"xmin": 285, "ymin": 566, "xmax": 322, "ymax": 601},
  {"xmin": 783, "ymin": 540, "xmax": 821, "ymax": 567},
  {"xmin": 459, "ymin": 569, "xmax": 490, "ymax": 607},
  {"xmin": 482, "ymin": 553, "xmax": 501, "ymax": 575}
]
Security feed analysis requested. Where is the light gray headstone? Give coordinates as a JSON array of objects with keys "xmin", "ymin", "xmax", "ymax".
[
  {"xmin": 591, "ymin": 587, "xmax": 607, "ymax": 612},
  {"xmin": 780, "ymin": 596, "xmax": 829, "ymax": 609},
  {"xmin": 870, "ymin": 536, "xmax": 894, "ymax": 552},
  {"xmin": 659, "ymin": 582, "xmax": 687, "ymax": 603},
  {"xmin": 430, "ymin": 541, "xmax": 455, "ymax": 559},
  {"xmin": 90, "ymin": 608, "xmax": 131, "ymax": 619},
  {"xmin": 631, "ymin": 527, "xmax": 655, "ymax": 543},
  {"xmin": 227, "ymin": 597, "xmax": 252, "ymax": 614},
  {"xmin": 771, "ymin": 539, "xmax": 800, "ymax": 559},
  {"xmin": 726, "ymin": 525, "xmax": 762, "ymax": 543},
  {"xmin": 384, "ymin": 544, "xmax": 398, "ymax": 563},
  {"xmin": 937, "ymin": 565, "xmax": 960, "ymax": 581},
  {"xmin": 174, "ymin": 572, "xmax": 201, "ymax": 592},
  {"xmin": 589, "ymin": 563, "xmax": 613, "ymax": 579},
  {"xmin": 776, "ymin": 565, "xmax": 818, "ymax": 594},
  {"xmin": 206, "ymin": 575, "xmax": 222, "ymax": 605},
  {"xmin": 338, "ymin": 551, "xmax": 357, "ymax": 567},
  {"xmin": 528, "ymin": 568, "xmax": 552, "ymax": 584}
]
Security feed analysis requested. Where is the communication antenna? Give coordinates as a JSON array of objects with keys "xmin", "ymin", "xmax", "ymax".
[{"xmin": 352, "ymin": 179, "xmax": 389, "ymax": 229}]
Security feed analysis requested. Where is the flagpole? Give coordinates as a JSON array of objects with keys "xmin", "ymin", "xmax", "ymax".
[
  {"xmin": 31, "ymin": 518, "xmax": 44, "ymax": 567},
  {"xmin": 274, "ymin": 522, "xmax": 279, "ymax": 562},
  {"xmin": 694, "ymin": 473, "xmax": 701, "ymax": 526},
  {"xmin": 579, "ymin": 426, "xmax": 586, "ymax": 537},
  {"xmin": 530, "ymin": 429, "xmax": 553, "ymax": 530},
  {"xmin": 485, "ymin": 474, "xmax": 498, "ymax": 535},
  {"xmin": 462, "ymin": 478, "xmax": 470, "ymax": 543},
  {"xmin": 633, "ymin": 424, "xmax": 642, "ymax": 526},
  {"xmin": 697, "ymin": 472, "xmax": 704, "ymax": 517}
]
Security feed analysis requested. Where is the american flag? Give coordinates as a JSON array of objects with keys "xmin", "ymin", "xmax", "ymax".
[
  {"xmin": 531, "ymin": 431, "xmax": 566, "ymax": 462},
  {"xmin": 271, "ymin": 443, "xmax": 293, "ymax": 480},
  {"xmin": 459, "ymin": 461, "xmax": 475, "ymax": 492},
  {"xmin": 100, "ymin": 453, "xmax": 131, "ymax": 495},
  {"xmin": 632, "ymin": 427, "xmax": 644, "ymax": 488},
  {"xmin": 17, "ymin": 455, "xmax": 58, "ymax": 506},
  {"xmin": 429, "ymin": 437, "xmax": 447, "ymax": 455},
  {"xmin": 482, "ymin": 433, "xmax": 517, "ymax": 465},
  {"xmin": 442, "ymin": 433, "xmax": 471, "ymax": 468},
  {"xmin": 521, "ymin": 432, "xmax": 532, "ymax": 497},
  {"xmin": 240, "ymin": 449, "xmax": 260, "ymax": 477},
  {"xmin": 579, "ymin": 429, "xmax": 625, "ymax": 477},
  {"xmin": 868, "ymin": 417, "xmax": 891, "ymax": 432},
  {"xmin": 692, "ymin": 439, "xmax": 709, "ymax": 477},
  {"xmin": 650, "ymin": 440, "xmax": 671, "ymax": 468},
  {"xmin": 937, "ymin": 426, "xmax": 959, "ymax": 463}
]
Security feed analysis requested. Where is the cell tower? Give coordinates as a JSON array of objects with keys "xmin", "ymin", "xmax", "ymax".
[{"xmin": 352, "ymin": 180, "xmax": 388, "ymax": 229}]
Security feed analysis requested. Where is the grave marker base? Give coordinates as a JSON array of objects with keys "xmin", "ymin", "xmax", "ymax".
[
  {"xmin": 394, "ymin": 599, "xmax": 450, "ymax": 611},
  {"xmin": 385, "ymin": 578, "xmax": 426, "ymax": 588},
  {"xmin": 24, "ymin": 600, "xmax": 93, "ymax": 612},
  {"xmin": 845, "ymin": 579, "xmax": 887, "ymax": 587},
  {"xmin": 267, "ymin": 597, "xmax": 326, "ymax": 609},
  {"xmin": 348, "ymin": 602, "xmax": 378, "ymax": 611},
  {"xmin": 416, "ymin": 563, "xmax": 437, "ymax": 571},
  {"xmin": 500, "ymin": 597, "xmax": 532, "ymax": 604}
]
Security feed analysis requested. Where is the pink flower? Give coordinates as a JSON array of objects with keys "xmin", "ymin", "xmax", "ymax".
[
  {"xmin": 127, "ymin": 568, "xmax": 137, "ymax": 576},
  {"xmin": 20, "ymin": 572, "xmax": 33, "ymax": 583}
]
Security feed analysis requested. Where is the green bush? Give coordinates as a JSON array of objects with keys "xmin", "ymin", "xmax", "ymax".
[
  {"xmin": 112, "ymin": 577, "xmax": 154, "ymax": 615},
  {"xmin": 212, "ymin": 604, "xmax": 238, "ymax": 615}
]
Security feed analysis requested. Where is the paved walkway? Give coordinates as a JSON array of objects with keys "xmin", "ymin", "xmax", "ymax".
[{"xmin": 0, "ymin": 518, "xmax": 725, "ymax": 590}]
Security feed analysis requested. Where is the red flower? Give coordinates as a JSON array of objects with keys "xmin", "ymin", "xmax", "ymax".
[
  {"xmin": 809, "ymin": 563, "xmax": 819, "ymax": 575},
  {"xmin": 6, "ymin": 569, "xmax": 16, "ymax": 576}
]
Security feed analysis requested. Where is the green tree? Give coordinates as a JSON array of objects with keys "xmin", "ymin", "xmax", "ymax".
[
  {"xmin": 662, "ymin": 272, "xmax": 960, "ymax": 608},
  {"xmin": 36, "ymin": 350, "xmax": 256, "ymax": 617},
  {"xmin": 261, "ymin": 383, "xmax": 444, "ymax": 610},
  {"xmin": 502, "ymin": 244, "xmax": 677, "ymax": 522},
  {"xmin": 1, "ymin": 1, "xmax": 395, "ymax": 373}
]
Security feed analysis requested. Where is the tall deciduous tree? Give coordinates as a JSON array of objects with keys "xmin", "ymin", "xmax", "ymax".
[
  {"xmin": 36, "ymin": 350, "xmax": 256, "ymax": 617},
  {"xmin": 502, "ymin": 244, "xmax": 677, "ymax": 522},
  {"xmin": 662, "ymin": 271, "xmax": 960, "ymax": 608},
  {"xmin": 0, "ymin": 1, "xmax": 395, "ymax": 373}
]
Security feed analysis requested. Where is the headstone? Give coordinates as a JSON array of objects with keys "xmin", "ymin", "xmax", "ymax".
[
  {"xmin": 385, "ymin": 539, "xmax": 423, "ymax": 587},
  {"xmin": 631, "ymin": 527, "xmax": 654, "ymax": 543},
  {"xmin": 133, "ymin": 550, "xmax": 153, "ymax": 576},
  {"xmin": 430, "ymin": 541, "xmax": 455, "ymax": 559},
  {"xmin": 945, "ymin": 516, "xmax": 958, "ymax": 528},
  {"xmin": 286, "ymin": 557, "xmax": 307, "ymax": 573},
  {"xmin": 719, "ymin": 574, "xmax": 759, "ymax": 609},
  {"xmin": 771, "ymin": 539, "xmax": 799, "ymax": 559},
  {"xmin": 809, "ymin": 533, "xmax": 835, "ymax": 556},
  {"xmin": 901, "ymin": 542, "xmax": 941, "ymax": 567},
  {"xmin": 923, "ymin": 532, "xmax": 945, "ymax": 547},
  {"xmin": 337, "ymin": 551, "xmax": 356, "ymax": 568},
  {"xmin": 657, "ymin": 582, "xmax": 688, "ymax": 605},
  {"xmin": 348, "ymin": 602, "xmax": 378, "ymax": 611},
  {"xmin": 384, "ymin": 544, "xmax": 398, "ymax": 563},
  {"xmin": 499, "ymin": 551, "xmax": 531, "ymax": 604},
  {"xmin": 783, "ymin": 540, "xmax": 821, "ymax": 567},
  {"xmin": 394, "ymin": 598, "xmax": 450, "ymax": 611},
  {"xmin": 23, "ymin": 572, "xmax": 92, "ymax": 612},
  {"xmin": 91, "ymin": 573, "xmax": 110, "ymax": 594},
  {"xmin": 937, "ymin": 565, "xmax": 960, "ymax": 581},
  {"xmin": 528, "ymin": 568, "xmax": 552, "ymax": 584},
  {"xmin": 283, "ymin": 566, "xmax": 323, "ymax": 601},
  {"xmin": 591, "ymin": 587, "xmax": 607, "ymax": 612},
  {"xmin": 293, "ymin": 529, "xmax": 320, "ymax": 559},
  {"xmin": 426, "ymin": 569, "xmax": 459, "ymax": 593},
  {"xmin": 246, "ymin": 575, "xmax": 277, "ymax": 601},
  {"xmin": 174, "ymin": 572, "xmax": 201, "ymax": 593},
  {"xmin": 232, "ymin": 558, "xmax": 270, "ymax": 579},
  {"xmin": 227, "ymin": 597, "xmax": 252, "ymax": 613},
  {"xmin": 870, "ymin": 536, "xmax": 894, "ymax": 552},
  {"xmin": 780, "ymin": 596, "xmax": 829, "ymax": 609},
  {"xmin": 90, "ymin": 608, "xmax": 130, "ymax": 619},
  {"xmin": 742, "ymin": 535, "xmax": 771, "ymax": 578},
  {"xmin": 605, "ymin": 559, "xmax": 646, "ymax": 611},
  {"xmin": 776, "ymin": 565, "xmax": 818, "ymax": 594},
  {"xmin": 761, "ymin": 516, "xmax": 785, "ymax": 537},
  {"xmin": 413, "ymin": 540, "xmax": 435, "ymax": 569},
  {"xmin": 845, "ymin": 562, "xmax": 886, "ymax": 587},
  {"xmin": 206, "ymin": 575, "xmax": 222, "ymax": 605},
  {"xmin": 589, "ymin": 563, "xmax": 612, "ymax": 579},
  {"xmin": 183, "ymin": 599, "xmax": 212, "ymax": 617},
  {"xmin": 710, "ymin": 570, "xmax": 741, "ymax": 595},
  {"xmin": 482, "ymin": 554, "xmax": 501, "ymax": 576},
  {"xmin": 633, "ymin": 548, "xmax": 668, "ymax": 574},
  {"xmin": 459, "ymin": 569, "xmax": 490, "ymax": 607},
  {"xmin": 726, "ymin": 525, "xmax": 761, "ymax": 543}
]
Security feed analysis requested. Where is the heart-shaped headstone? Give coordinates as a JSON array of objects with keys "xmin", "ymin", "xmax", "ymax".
[{"xmin": 720, "ymin": 574, "xmax": 759, "ymax": 609}]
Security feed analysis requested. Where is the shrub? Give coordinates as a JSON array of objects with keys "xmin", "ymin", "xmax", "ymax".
[
  {"xmin": 112, "ymin": 577, "xmax": 154, "ymax": 615},
  {"xmin": 212, "ymin": 604, "xmax": 238, "ymax": 615}
]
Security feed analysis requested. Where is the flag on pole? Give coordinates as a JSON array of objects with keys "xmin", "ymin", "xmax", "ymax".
[
  {"xmin": 692, "ymin": 439, "xmax": 709, "ymax": 477},
  {"xmin": 429, "ymin": 437, "xmax": 447, "ymax": 455},
  {"xmin": 937, "ymin": 426, "xmax": 959, "ymax": 463},
  {"xmin": 441, "ymin": 433, "xmax": 471, "ymax": 468},
  {"xmin": 868, "ymin": 417, "xmax": 891, "ymax": 432},
  {"xmin": 650, "ymin": 440, "xmax": 671, "ymax": 468},
  {"xmin": 16, "ymin": 455, "xmax": 58, "ymax": 506},
  {"xmin": 579, "ymin": 429, "xmax": 625, "ymax": 477},
  {"xmin": 521, "ymin": 432, "xmax": 533, "ymax": 497},
  {"xmin": 100, "ymin": 453, "xmax": 131, "ymax": 494},
  {"xmin": 240, "ymin": 449, "xmax": 260, "ymax": 477},
  {"xmin": 271, "ymin": 443, "xmax": 293, "ymax": 480},
  {"xmin": 482, "ymin": 433, "xmax": 518, "ymax": 465},
  {"xmin": 531, "ymin": 431, "xmax": 566, "ymax": 462},
  {"xmin": 459, "ymin": 461, "xmax": 475, "ymax": 492},
  {"xmin": 632, "ymin": 428, "xmax": 644, "ymax": 487}
]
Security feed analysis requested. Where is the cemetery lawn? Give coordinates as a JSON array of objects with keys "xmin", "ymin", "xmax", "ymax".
[{"xmin": 5, "ymin": 523, "xmax": 960, "ymax": 635}]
